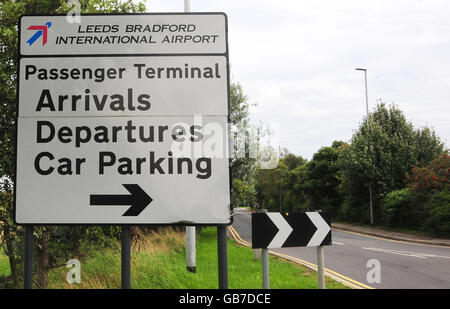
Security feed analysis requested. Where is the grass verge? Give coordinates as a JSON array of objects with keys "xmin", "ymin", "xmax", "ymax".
[
  {"xmin": 48, "ymin": 227, "xmax": 347, "ymax": 289},
  {"xmin": 0, "ymin": 252, "xmax": 10, "ymax": 277}
]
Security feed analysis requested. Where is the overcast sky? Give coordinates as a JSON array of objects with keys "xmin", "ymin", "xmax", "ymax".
[{"xmin": 148, "ymin": 0, "xmax": 450, "ymax": 159}]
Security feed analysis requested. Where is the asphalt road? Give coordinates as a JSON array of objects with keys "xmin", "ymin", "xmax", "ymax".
[{"xmin": 232, "ymin": 208, "xmax": 450, "ymax": 289}]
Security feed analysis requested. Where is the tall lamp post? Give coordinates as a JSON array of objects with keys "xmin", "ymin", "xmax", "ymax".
[{"xmin": 355, "ymin": 68, "xmax": 374, "ymax": 225}]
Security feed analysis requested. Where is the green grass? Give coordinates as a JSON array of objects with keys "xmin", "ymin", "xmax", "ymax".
[
  {"xmin": 0, "ymin": 252, "xmax": 10, "ymax": 277},
  {"xmin": 48, "ymin": 227, "xmax": 347, "ymax": 289}
]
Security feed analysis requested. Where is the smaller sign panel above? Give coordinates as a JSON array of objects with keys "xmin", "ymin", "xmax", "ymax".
[{"xmin": 20, "ymin": 13, "xmax": 227, "ymax": 56}]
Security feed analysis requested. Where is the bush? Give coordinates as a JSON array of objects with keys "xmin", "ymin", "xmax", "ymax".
[
  {"xmin": 337, "ymin": 196, "xmax": 369, "ymax": 223},
  {"xmin": 381, "ymin": 188, "xmax": 414, "ymax": 227},
  {"xmin": 423, "ymin": 190, "xmax": 450, "ymax": 237}
]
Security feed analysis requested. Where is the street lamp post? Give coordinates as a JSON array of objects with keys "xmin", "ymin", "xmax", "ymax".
[{"xmin": 355, "ymin": 68, "xmax": 374, "ymax": 226}]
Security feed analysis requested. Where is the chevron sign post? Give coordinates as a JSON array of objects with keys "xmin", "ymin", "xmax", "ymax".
[{"xmin": 251, "ymin": 211, "xmax": 332, "ymax": 289}]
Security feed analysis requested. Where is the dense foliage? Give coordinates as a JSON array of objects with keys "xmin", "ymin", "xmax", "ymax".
[
  {"xmin": 338, "ymin": 103, "xmax": 443, "ymax": 222},
  {"xmin": 255, "ymin": 103, "xmax": 448, "ymax": 237}
]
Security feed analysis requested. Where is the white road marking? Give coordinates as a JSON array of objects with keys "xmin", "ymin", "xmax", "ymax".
[
  {"xmin": 362, "ymin": 247, "xmax": 427, "ymax": 258},
  {"xmin": 385, "ymin": 249, "xmax": 450, "ymax": 259},
  {"xmin": 333, "ymin": 241, "xmax": 344, "ymax": 245},
  {"xmin": 361, "ymin": 247, "xmax": 450, "ymax": 259}
]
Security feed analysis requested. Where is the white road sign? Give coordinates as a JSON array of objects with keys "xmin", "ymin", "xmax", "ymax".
[{"xmin": 15, "ymin": 13, "xmax": 231, "ymax": 225}]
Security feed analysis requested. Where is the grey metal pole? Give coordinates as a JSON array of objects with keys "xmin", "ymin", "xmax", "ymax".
[
  {"xmin": 356, "ymin": 68, "xmax": 374, "ymax": 225},
  {"xmin": 121, "ymin": 226, "xmax": 131, "ymax": 289},
  {"xmin": 183, "ymin": 0, "xmax": 198, "ymax": 274},
  {"xmin": 253, "ymin": 247, "xmax": 262, "ymax": 260},
  {"xmin": 364, "ymin": 70, "xmax": 374, "ymax": 226},
  {"xmin": 317, "ymin": 246, "xmax": 325, "ymax": 289},
  {"xmin": 24, "ymin": 225, "xmax": 33, "ymax": 289},
  {"xmin": 253, "ymin": 208, "xmax": 265, "ymax": 260},
  {"xmin": 258, "ymin": 208, "xmax": 269, "ymax": 288},
  {"xmin": 186, "ymin": 226, "xmax": 196, "ymax": 273},
  {"xmin": 217, "ymin": 225, "xmax": 228, "ymax": 289},
  {"xmin": 363, "ymin": 69, "xmax": 369, "ymax": 125},
  {"xmin": 369, "ymin": 185, "xmax": 374, "ymax": 225},
  {"xmin": 262, "ymin": 248, "xmax": 270, "ymax": 289},
  {"xmin": 184, "ymin": 0, "xmax": 191, "ymax": 12}
]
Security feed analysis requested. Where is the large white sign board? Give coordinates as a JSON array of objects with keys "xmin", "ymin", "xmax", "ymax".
[{"xmin": 15, "ymin": 13, "xmax": 231, "ymax": 225}]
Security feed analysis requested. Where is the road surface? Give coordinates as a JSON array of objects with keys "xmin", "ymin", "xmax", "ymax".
[{"xmin": 231, "ymin": 208, "xmax": 450, "ymax": 289}]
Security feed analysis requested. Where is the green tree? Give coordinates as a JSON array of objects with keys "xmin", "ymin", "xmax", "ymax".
[
  {"xmin": 256, "ymin": 153, "xmax": 307, "ymax": 212},
  {"xmin": 230, "ymin": 82, "xmax": 262, "ymax": 208},
  {"xmin": 255, "ymin": 162, "xmax": 284, "ymax": 210},
  {"xmin": 232, "ymin": 179, "xmax": 256, "ymax": 207},
  {"xmin": 0, "ymin": 0, "xmax": 145, "ymax": 288},
  {"xmin": 338, "ymin": 102, "xmax": 443, "ymax": 223},
  {"xmin": 279, "ymin": 154, "xmax": 307, "ymax": 213},
  {"xmin": 282, "ymin": 152, "xmax": 306, "ymax": 171},
  {"xmin": 301, "ymin": 141, "xmax": 346, "ymax": 217},
  {"xmin": 230, "ymin": 82, "xmax": 257, "ymax": 183}
]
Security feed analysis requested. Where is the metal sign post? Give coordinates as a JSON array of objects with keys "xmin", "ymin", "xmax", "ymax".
[
  {"xmin": 121, "ymin": 226, "xmax": 131, "ymax": 289},
  {"xmin": 217, "ymin": 225, "xmax": 228, "ymax": 289},
  {"xmin": 261, "ymin": 247, "xmax": 270, "ymax": 289},
  {"xmin": 24, "ymin": 225, "xmax": 33, "ymax": 289},
  {"xmin": 258, "ymin": 209, "xmax": 269, "ymax": 289},
  {"xmin": 186, "ymin": 226, "xmax": 196, "ymax": 273},
  {"xmin": 317, "ymin": 246, "xmax": 325, "ymax": 289}
]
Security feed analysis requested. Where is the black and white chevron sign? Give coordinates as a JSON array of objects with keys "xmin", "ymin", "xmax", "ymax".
[{"xmin": 251, "ymin": 212, "xmax": 332, "ymax": 249}]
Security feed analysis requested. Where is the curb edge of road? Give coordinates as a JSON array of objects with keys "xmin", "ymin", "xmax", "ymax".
[
  {"xmin": 332, "ymin": 225, "xmax": 450, "ymax": 248},
  {"xmin": 227, "ymin": 225, "xmax": 374, "ymax": 290}
]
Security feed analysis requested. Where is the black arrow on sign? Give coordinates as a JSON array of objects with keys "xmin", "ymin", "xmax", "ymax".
[{"xmin": 90, "ymin": 184, "xmax": 152, "ymax": 216}]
